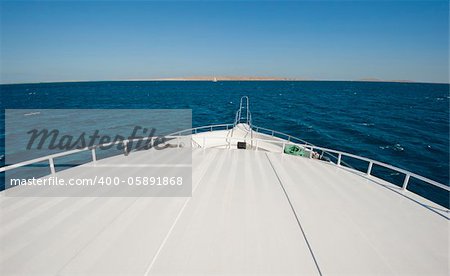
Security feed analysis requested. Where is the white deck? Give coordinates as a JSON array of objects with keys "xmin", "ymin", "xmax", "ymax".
[{"xmin": 0, "ymin": 128, "xmax": 449, "ymax": 275}]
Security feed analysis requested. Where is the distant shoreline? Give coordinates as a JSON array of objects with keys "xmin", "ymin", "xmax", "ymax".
[{"xmin": 1, "ymin": 78, "xmax": 449, "ymax": 85}]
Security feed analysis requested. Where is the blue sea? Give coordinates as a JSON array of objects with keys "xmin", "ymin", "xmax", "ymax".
[{"xmin": 0, "ymin": 81, "xmax": 449, "ymax": 206}]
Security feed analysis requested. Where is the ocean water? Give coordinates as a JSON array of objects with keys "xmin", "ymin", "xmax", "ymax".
[{"xmin": 0, "ymin": 81, "xmax": 449, "ymax": 206}]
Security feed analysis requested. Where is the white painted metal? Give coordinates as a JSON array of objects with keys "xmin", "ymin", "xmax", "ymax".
[
  {"xmin": 0, "ymin": 148, "xmax": 447, "ymax": 275},
  {"xmin": 403, "ymin": 174, "xmax": 411, "ymax": 190},
  {"xmin": 367, "ymin": 161, "xmax": 373, "ymax": 175},
  {"xmin": 48, "ymin": 157, "xmax": 55, "ymax": 175},
  {"xmin": 1, "ymin": 126, "xmax": 448, "ymax": 194},
  {"xmin": 191, "ymin": 132, "xmax": 450, "ymax": 194},
  {"xmin": 91, "ymin": 148, "xmax": 97, "ymax": 162}
]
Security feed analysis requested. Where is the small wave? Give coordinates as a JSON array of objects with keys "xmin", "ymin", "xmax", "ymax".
[
  {"xmin": 393, "ymin": 143, "xmax": 404, "ymax": 151},
  {"xmin": 24, "ymin": 112, "xmax": 41, "ymax": 116},
  {"xmin": 436, "ymin": 98, "xmax": 444, "ymax": 101},
  {"xmin": 0, "ymin": 155, "xmax": 4, "ymax": 161},
  {"xmin": 379, "ymin": 143, "xmax": 404, "ymax": 151},
  {"xmin": 360, "ymin": 122, "xmax": 374, "ymax": 126}
]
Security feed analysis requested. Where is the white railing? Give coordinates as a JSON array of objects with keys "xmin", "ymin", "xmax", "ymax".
[
  {"xmin": 0, "ymin": 135, "xmax": 183, "ymax": 174},
  {"xmin": 0, "ymin": 125, "xmax": 234, "ymax": 175},
  {"xmin": 170, "ymin": 124, "xmax": 310, "ymax": 145},
  {"xmin": 251, "ymin": 125, "xmax": 351, "ymax": 166},
  {"xmin": 0, "ymin": 124, "xmax": 309, "ymax": 175},
  {"xmin": 170, "ymin": 124, "xmax": 234, "ymax": 136},
  {"xmin": 234, "ymin": 96, "xmax": 252, "ymax": 126},
  {"xmin": 189, "ymin": 135, "xmax": 450, "ymax": 194},
  {"xmin": 1, "ymin": 124, "xmax": 448, "ymax": 206},
  {"xmin": 251, "ymin": 125, "xmax": 311, "ymax": 145},
  {"xmin": 301, "ymin": 144, "xmax": 449, "ymax": 192}
]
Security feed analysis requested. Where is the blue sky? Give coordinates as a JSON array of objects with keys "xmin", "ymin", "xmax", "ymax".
[{"xmin": 0, "ymin": 1, "xmax": 448, "ymax": 83}]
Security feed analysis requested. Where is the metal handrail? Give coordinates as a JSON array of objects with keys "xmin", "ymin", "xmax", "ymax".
[
  {"xmin": 251, "ymin": 124, "xmax": 353, "ymax": 167},
  {"xmin": 231, "ymin": 96, "xmax": 253, "ymax": 148},
  {"xmin": 189, "ymin": 135, "xmax": 450, "ymax": 193},
  {"xmin": 1, "ymin": 125, "xmax": 448, "ymax": 200},
  {"xmin": 302, "ymin": 144, "xmax": 449, "ymax": 192},
  {"xmin": 169, "ymin": 124, "xmax": 234, "ymax": 136},
  {"xmin": 0, "ymin": 136, "xmax": 153, "ymax": 173},
  {"xmin": 0, "ymin": 133, "xmax": 198, "ymax": 174},
  {"xmin": 234, "ymin": 96, "xmax": 251, "ymax": 126},
  {"xmin": 0, "ymin": 123, "xmax": 237, "ymax": 173},
  {"xmin": 251, "ymin": 125, "xmax": 311, "ymax": 145},
  {"xmin": 0, "ymin": 123, "xmax": 370, "ymax": 174}
]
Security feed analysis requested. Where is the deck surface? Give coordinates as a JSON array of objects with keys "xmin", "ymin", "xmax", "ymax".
[{"xmin": 1, "ymin": 143, "xmax": 449, "ymax": 275}]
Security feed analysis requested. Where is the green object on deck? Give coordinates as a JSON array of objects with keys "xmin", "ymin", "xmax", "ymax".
[{"xmin": 284, "ymin": 144, "xmax": 310, "ymax": 157}]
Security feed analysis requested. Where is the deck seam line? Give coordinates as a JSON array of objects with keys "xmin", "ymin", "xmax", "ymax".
[
  {"xmin": 55, "ymin": 198, "xmax": 141, "ymax": 275},
  {"xmin": 143, "ymin": 149, "xmax": 217, "ymax": 276},
  {"xmin": 265, "ymin": 153, "xmax": 323, "ymax": 276},
  {"xmin": 55, "ymin": 150, "xmax": 188, "ymax": 275}
]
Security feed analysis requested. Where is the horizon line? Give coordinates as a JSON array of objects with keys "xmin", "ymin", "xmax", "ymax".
[{"xmin": 1, "ymin": 78, "xmax": 449, "ymax": 86}]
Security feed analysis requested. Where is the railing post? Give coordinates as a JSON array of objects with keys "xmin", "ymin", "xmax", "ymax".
[
  {"xmin": 337, "ymin": 153, "xmax": 342, "ymax": 166},
  {"xmin": 367, "ymin": 162, "xmax": 373, "ymax": 175},
  {"xmin": 271, "ymin": 130, "xmax": 274, "ymax": 137},
  {"xmin": 255, "ymin": 140, "xmax": 259, "ymax": 151},
  {"xmin": 282, "ymin": 143, "xmax": 285, "ymax": 154},
  {"xmin": 91, "ymin": 148, "xmax": 97, "ymax": 162},
  {"xmin": 123, "ymin": 140, "xmax": 128, "ymax": 155},
  {"xmin": 210, "ymin": 126, "xmax": 213, "ymax": 132},
  {"xmin": 49, "ymin": 158, "xmax": 56, "ymax": 175},
  {"xmin": 203, "ymin": 136, "xmax": 206, "ymax": 149},
  {"xmin": 288, "ymin": 136, "xmax": 291, "ymax": 142},
  {"xmin": 177, "ymin": 135, "xmax": 180, "ymax": 149},
  {"xmin": 402, "ymin": 174, "xmax": 410, "ymax": 191}
]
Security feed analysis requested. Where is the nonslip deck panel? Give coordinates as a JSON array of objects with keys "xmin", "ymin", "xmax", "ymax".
[
  {"xmin": 267, "ymin": 153, "xmax": 449, "ymax": 275},
  {"xmin": 0, "ymin": 148, "xmax": 448, "ymax": 275},
  {"xmin": 147, "ymin": 149, "xmax": 320, "ymax": 275},
  {"xmin": 0, "ymin": 149, "xmax": 320, "ymax": 275}
]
